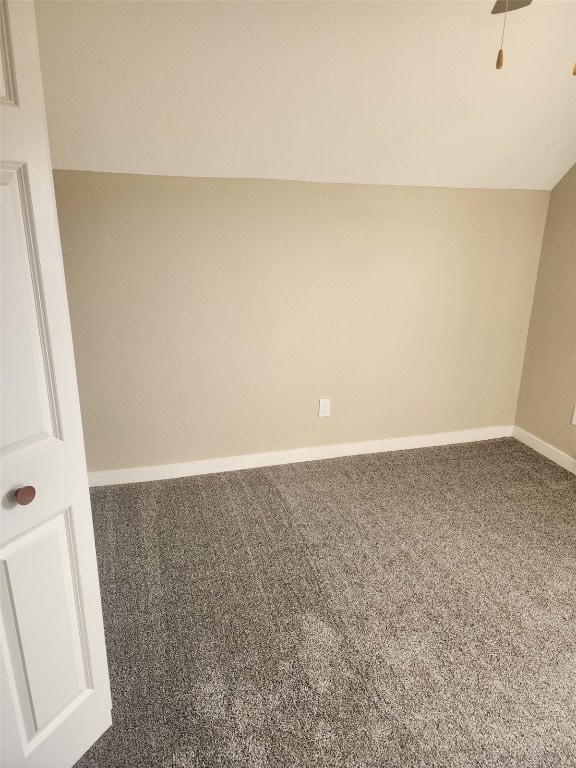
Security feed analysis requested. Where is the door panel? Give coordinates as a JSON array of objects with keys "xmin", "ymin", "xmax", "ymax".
[
  {"xmin": 1, "ymin": 510, "xmax": 90, "ymax": 737},
  {"xmin": 1, "ymin": 2, "xmax": 111, "ymax": 766},
  {"xmin": 0, "ymin": 0, "xmax": 17, "ymax": 105},
  {"xmin": 1, "ymin": 162, "xmax": 62, "ymax": 459}
]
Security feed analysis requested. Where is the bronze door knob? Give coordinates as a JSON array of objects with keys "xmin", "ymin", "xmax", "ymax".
[{"xmin": 14, "ymin": 486, "xmax": 36, "ymax": 505}]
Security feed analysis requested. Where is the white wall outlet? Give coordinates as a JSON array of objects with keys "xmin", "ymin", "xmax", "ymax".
[{"xmin": 319, "ymin": 398, "xmax": 331, "ymax": 418}]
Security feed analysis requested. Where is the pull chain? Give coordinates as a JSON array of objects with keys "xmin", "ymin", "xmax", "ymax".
[
  {"xmin": 573, "ymin": 10, "xmax": 576, "ymax": 75},
  {"xmin": 496, "ymin": 0, "xmax": 509, "ymax": 69}
]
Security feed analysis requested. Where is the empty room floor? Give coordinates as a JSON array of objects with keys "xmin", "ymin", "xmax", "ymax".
[{"xmin": 75, "ymin": 439, "xmax": 576, "ymax": 768}]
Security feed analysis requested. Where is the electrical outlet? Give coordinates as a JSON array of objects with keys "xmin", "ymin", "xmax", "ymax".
[{"xmin": 319, "ymin": 398, "xmax": 331, "ymax": 418}]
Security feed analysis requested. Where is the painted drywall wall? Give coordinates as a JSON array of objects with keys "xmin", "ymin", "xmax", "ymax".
[
  {"xmin": 36, "ymin": 1, "xmax": 576, "ymax": 190},
  {"xmin": 53, "ymin": 172, "xmax": 548, "ymax": 472},
  {"xmin": 516, "ymin": 164, "xmax": 576, "ymax": 459}
]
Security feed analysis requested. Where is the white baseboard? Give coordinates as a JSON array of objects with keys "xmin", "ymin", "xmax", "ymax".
[
  {"xmin": 88, "ymin": 425, "xmax": 514, "ymax": 487},
  {"xmin": 512, "ymin": 427, "xmax": 576, "ymax": 475}
]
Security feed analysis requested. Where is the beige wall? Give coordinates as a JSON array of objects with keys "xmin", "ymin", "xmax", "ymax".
[
  {"xmin": 516, "ymin": 164, "xmax": 576, "ymax": 459},
  {"xmin": 53, "ymin": 171, "xmax": 548, "ymax": 472}
]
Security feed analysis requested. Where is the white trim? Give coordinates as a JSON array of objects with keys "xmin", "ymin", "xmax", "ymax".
[
  {"xmin": 88, "ymin": 425, "xmax": 514, "ymax": 487},
  {"xmin": 512, "ymin": 427, "xmax": 576, "ymax": 475}
]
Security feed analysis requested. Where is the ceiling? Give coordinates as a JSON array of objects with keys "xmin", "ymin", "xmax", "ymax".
[{"xmin": 36, "ymin": 1, "xmax": 576, "ymax": 190}]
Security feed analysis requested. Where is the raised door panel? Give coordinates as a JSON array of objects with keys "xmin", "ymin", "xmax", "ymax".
[
  {"xmin": 1, "ymin": 509, "xmax": 93, "ymax": 754},
  {"xmin": 0, "ymin": 0, "xmax": 17, "ymax": 105},
  {"xmin": 1, "ymin": 162, "xmax": 62, "ymax": 463}
]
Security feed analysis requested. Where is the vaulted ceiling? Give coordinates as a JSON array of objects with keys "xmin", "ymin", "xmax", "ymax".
[{"xmin": 36, "ymin": 1, "xmax": 576, "ymax": 189}]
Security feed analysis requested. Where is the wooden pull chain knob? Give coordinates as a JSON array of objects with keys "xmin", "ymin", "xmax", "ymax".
[{"xmin": 14, "ymin": 486, "xmax": 36, "ymax": 505}]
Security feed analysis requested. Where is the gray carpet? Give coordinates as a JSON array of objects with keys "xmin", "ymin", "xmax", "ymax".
[{"xmin": 75, "ymin": 438, "xmax": 576, "ymax": 768}]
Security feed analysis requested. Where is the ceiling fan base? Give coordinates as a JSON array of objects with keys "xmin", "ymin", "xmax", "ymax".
[{"xmin": 491, "ymin": 0, "xmax": 533, "ymax": 14}]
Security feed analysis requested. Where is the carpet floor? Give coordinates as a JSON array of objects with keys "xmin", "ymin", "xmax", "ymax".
[{"xmin": 75, "ymin": 438, "xmax": 576, "ymax": 768}]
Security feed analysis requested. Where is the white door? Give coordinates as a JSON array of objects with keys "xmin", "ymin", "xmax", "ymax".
[{"xmin": 0, "ymin": 2, "xmax": 112, "ymax": 766}]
